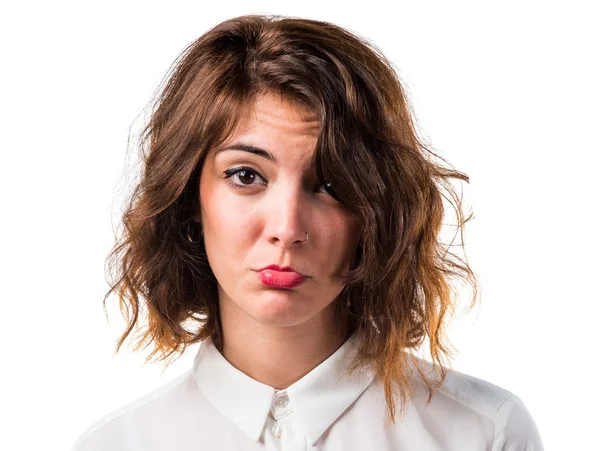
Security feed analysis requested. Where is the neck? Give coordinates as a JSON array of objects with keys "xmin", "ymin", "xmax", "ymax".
[{"xmin": 217, "ymin": 298, "xmax": 349, "ymax": 390}]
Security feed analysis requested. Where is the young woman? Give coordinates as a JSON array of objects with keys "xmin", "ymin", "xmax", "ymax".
[{"xmin": 73, "ymin": 14, "xmax": 544, "ymax": 450}]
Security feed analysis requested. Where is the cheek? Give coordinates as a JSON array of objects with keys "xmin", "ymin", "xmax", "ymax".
[
  {"xmin": 324, "ymin": 214, "xmax": 361, "ymax": 267},
  {"xmin": 200, "ymin": 187, "xmax": 259, "ymax": 258},
  {"xmin": 338, "ymin": 213, "xmax": 361, "ymax": 246},
  {"xmin": 201, "ymin": 183, "xmax": 241, "ymax": 231}
]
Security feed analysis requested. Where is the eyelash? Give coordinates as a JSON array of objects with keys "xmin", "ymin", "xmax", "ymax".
[{"xmin": 223, "ymin": 166, "xmax": 333, "ymax": 194}]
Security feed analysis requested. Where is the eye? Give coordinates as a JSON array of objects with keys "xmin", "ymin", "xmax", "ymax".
[
  {"xmin": 223, "ymin": 166, "xmax": 266, "ymax": 189},
  {"xmin": 320, "ymin": 180, "xmax": 333, "ymax": 193},
  {"xmin": 223, "ymin": 167, "xmax": 335, "ymax": 197},
  {"xmin": 316, "ymin": 179, "xmax": 337, "ymax": 199}
]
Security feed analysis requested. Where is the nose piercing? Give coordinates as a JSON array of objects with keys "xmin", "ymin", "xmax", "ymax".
[{"xmin": 303, "ymin": 231, "xmax": 309, "ymax": 242}]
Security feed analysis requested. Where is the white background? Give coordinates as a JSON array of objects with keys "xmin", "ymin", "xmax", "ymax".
[{"xmin": 1, "ymin": 1, "xmax": 598, "ymax": 450}]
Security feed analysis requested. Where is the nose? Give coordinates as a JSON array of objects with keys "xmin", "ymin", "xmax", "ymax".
[{"xmin": 264, "ymin": 185, "xmax": 310, "ymax": 248}]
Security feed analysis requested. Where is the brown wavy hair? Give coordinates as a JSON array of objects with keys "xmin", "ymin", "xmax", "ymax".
[{"xmin": 104, "ymin": 14, "xmax": 479, "ymax": 424}]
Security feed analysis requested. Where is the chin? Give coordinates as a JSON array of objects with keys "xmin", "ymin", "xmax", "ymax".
[{"xmin": 250, "ymin": 290, "xmax": 316, "ymax": 327}]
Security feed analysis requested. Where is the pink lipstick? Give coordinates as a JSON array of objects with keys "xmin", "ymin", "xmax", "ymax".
[{"xmin": 257, "ymin": 265, "xmax": 307, "ymax": 289}]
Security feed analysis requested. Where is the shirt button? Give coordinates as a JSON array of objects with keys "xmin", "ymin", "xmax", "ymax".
[
  {"xmin": 274, "ymin": 395, "xmax": 289, "ymax": 408},
  {"xmin": 270, "ymin": 425, "xmax": 283, "ymax": 438}
]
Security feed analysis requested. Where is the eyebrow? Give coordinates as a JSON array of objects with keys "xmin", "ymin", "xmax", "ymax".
[{"xmin": 215, "ymin": 143, "xmax": 277, "ymax": 164}]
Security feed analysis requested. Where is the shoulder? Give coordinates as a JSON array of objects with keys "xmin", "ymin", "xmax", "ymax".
[
  {"xmin": 71, "ymin": 370, "xmax": 197, "ymax": 451},
  {"xmin": 407, "ymin": 355, "xmax": 544, "ymax": 450},
  {"xmin": 492, "ymin": 394, "xmax": 544, "ymax": 450}
]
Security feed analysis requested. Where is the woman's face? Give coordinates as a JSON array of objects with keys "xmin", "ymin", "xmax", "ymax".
[{"xmin": 195, "ymin": 93, "xmax": 360, "ymax": 334}]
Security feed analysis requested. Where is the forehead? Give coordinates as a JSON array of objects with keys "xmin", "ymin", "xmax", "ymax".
[
  {"xmin": 227, "ymin": 93, "xmax": 320, "ymax": 142},
  {"xmin": 210, "ymin": 93, "xmax": 322, "ymax": 170}
]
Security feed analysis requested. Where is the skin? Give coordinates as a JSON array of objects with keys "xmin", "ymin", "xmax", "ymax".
[{"xmin": 193, "ymin": 92, "xmax": 361, "ymax": 389}]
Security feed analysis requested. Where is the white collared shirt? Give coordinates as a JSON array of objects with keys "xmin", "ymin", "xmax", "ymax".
[{"xmin": 72, "ymin": 336, "xmax": 544, "ymax": 450}]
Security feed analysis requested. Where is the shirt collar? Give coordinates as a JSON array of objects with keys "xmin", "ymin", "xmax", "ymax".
[
  {"xmin": 192, "ymin": 334, "xmax": 376, "ymax": 445},
  {"xmin": 192, "ymin": 338, "xmax": 275, "ymax": 441},
  {"xmin": 286, "ymin": 334, "xmax": 376, "ymax": 445}
]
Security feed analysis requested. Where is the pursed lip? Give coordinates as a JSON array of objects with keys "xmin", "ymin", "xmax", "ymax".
[
  {"xmin": 256, "ymin": 265, "xmax": 308, "ymax": 289},
  {"xmin": 257, "ymin": 264, "xmax": 306, "ymax": 276}
]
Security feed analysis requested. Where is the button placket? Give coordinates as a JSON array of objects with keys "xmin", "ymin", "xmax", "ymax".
[
  {"xmin": 270, "ymin": 425, "xmax": 283, "ymax": 438},
  {"xmin": 268, "ymin": 390, "xmax": 295, "ymax": 440},
  {"xmin": 271, "ymin": 390, "xmax": 294, "ymax": 421},
  {"xmin": 274, "ymin": 394, "xmax": 289, "ymax": 408}
]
